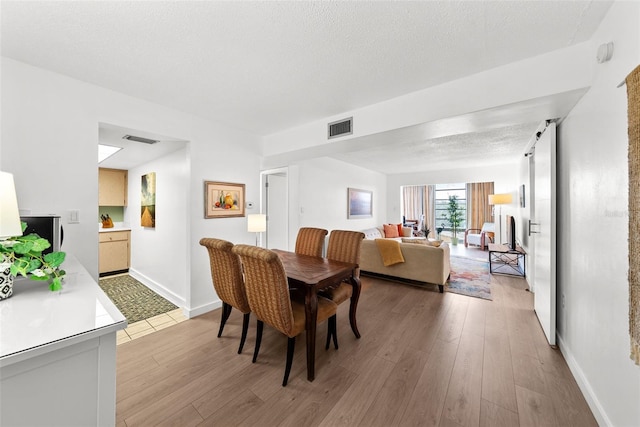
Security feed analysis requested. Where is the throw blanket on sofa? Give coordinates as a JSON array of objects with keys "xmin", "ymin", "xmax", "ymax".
[{"xmin": 375, "ymin": 239, "xmax": 405, "ymax": 267}]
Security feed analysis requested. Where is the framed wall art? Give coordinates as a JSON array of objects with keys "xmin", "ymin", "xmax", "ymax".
[
  {"xmin": 347, "ymin": 188, "xmax": 373, "ymax": 219},
  {"xmin": 141, "ymin": 172, "xmax": 156, "ymax": 228},
  {"xmin": 204, "ymin": 181, "xmax": 246, "ymax": 218}
]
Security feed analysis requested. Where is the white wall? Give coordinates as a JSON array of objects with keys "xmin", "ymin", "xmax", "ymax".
[
  {"xmin": 556, "ymin": 2, "xmax": 640, "ymax": 426},
  {"xmin": 0, "ymin": 58, "xmax": 262, "ymax": 316},
  {"xmin": 126, "ymin": 147, "xmax": 189, "ymax": 308},
  {"xmin": 286, "ymin": 157, "xmax": 386, "ymax": 247}
]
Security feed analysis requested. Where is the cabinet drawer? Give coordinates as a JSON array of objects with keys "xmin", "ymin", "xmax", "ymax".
[{"xmin": 99, "ymin": 231, "xmax": 130, "ymax": 242}]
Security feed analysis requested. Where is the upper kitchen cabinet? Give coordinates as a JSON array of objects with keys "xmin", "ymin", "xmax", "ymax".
[{"xmin": 99, "ymin": 168, "xmax": 128, "ymax": 206}]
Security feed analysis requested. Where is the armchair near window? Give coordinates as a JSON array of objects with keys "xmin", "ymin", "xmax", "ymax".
[{"xmin": 464, "ymin": 222, "xmax": 495, "ymax": 250}]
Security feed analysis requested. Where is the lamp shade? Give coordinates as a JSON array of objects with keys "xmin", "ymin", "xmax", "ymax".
[
  {"xmin": 488, "ymin": 193, "xmax": 513, "ymax": 205},
  {"xmin": 247, "ymin": 214, "xmax": 266, "ymax": 233},
  {"xmin": 0, "ymin": 171, "xmax": 23, "ymax": 239}
]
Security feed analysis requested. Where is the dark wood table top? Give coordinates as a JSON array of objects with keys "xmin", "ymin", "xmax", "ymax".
[{"xmin": 272, "ymin": 249, "xmax": 356, "ymax": 289}]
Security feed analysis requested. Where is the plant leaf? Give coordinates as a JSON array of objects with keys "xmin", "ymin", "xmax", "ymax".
[
  {"xmin": 43, "ymin": 251, "xmax": 65, "ymax": 267},
  {"xmin": 49, "ymin": 277, "xmax": 62, "ymax": 291},
  {"xmin": 12, "ymin": 241, "xmax": 34, "ymax": 255},
  {"xmin": 30, "ymin": 238, "xmax": 51, "ymax": 252}
]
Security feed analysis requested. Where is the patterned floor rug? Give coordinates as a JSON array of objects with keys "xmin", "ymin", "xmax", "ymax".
[
  {"xmin": 98, "ymin": 275, "xmax": 177, "ymax": 323},
  {"xmin": 446, "ymin": 256, "xmax": 492, "ymax": 300}
]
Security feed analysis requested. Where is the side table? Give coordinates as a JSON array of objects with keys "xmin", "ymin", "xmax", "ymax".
[{"xmin": 488, "ymin": 243, "xmax": 526, "ymax": 277}]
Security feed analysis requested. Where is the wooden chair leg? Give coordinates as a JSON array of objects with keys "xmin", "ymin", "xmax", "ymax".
[
  {"xmin": 325, "ymin": 319, "xmax": 331, "ymax": 350},
  {"xmin": 238, "ymin": 312, "xmax": 250, "ymax": 354},
  {"xmin": 325, "ymin": 315, "xmax": 338, "ymax": 350},
  {"xmin": 283, "ymin": 336, "xmax": 296, "ymax": 387},
  {"xmin": 252, "ymin": 320, "xmax": 264, "ymax": 363},
  {"xmin": 218, "ymin": 303, "xmax": 232, "ymax": 337}
]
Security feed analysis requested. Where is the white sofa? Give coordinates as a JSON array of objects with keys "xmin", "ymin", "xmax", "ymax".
[{"xmin": 360, "ymin": 226, "xmax": 451, "ymax": 292}]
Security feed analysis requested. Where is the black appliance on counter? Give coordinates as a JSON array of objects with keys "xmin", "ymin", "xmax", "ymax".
[{"xmin": 19, "ymin": 215, "xmax": 63, "ymax": 254}]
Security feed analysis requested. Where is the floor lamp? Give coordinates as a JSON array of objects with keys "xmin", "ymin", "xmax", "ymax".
[
  {"xmin": 488, "ymin": 193, "xmax": 512, "ymax": 245},
  {"xmin": 247, "ymin": 214, "xmax": 266, "ymax": 247}
]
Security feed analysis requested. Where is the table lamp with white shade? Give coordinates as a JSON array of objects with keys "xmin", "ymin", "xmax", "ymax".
[
  {"xmin": 247, "ymin": 214, "xmax": 266, "ymax": 247},
  {"xmin": 488, "ymin": 193, "xmax": 512, "ymax": 245},
  {"xmin": 0, "ymin": 171, "xmax": 23, "ymax": 239},
  {"xmin": 1, "ymin": 171, "xmax": 23, "ymax": 299}
]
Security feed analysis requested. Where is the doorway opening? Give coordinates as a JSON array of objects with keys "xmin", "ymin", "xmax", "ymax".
[{"xmin": 98, "ymin": 122, "xmax": 190, "ymax": 342}]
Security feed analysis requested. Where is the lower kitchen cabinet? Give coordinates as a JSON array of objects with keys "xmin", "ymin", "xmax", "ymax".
[{"xmin": 99, "ymin": 230, "xmax": 131, "ymax": 274}]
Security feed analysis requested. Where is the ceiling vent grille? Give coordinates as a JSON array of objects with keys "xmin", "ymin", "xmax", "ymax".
[
  {"xmin": 328, "ymin": 117, "xmax": 353, "ymax": 139},
  {"xmin": 122, "ymin": 134, "xmax": 158, "ymax": 144}
]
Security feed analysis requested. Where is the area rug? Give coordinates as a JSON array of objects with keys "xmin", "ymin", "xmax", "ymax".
[
  {"xmin": 446, "ymin": 256, "xmax": 492, "ymax": 300},
  {"xmin": 98, "ymin": 275, "xmax": 177, "ymax": 324}
]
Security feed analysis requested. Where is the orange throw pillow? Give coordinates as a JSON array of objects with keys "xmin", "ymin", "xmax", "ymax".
[
  {"xmin": 396, "ymin": 223, "xmax": 403, "ymax": 236},
  {"xmin": 383, "ymin": 224, "xmax": 399, "ymax": 238}
]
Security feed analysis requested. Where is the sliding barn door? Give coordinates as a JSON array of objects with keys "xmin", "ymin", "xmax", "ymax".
[{"xmin": 531, "ymin": 122, "xmax": 557, "ymax": 346}]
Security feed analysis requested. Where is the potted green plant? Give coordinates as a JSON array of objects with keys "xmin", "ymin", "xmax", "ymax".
[
  {"xmin": 421, "ymin": 225, "xmax": 431, "ymax": 239},
  {"xmin": 0, "ymin": 222, "xmax": 66, "ymax": 299},
  {"xmin": 441, "ymin": 195, "xmax": 465, "ymax": 245}
]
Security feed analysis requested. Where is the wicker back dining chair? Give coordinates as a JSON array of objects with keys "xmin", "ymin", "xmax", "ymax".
[
  {"xmin": 294, "ymin": 227, "xmax": 328, "ymax": 257},
  {"xmin": 231, "ymin": 244, "xmax": 338, "ymax": 386},
  {"xmin": 199, "ymin": 238, "xmax": 251, "ymax": 354},
  {"xmin": 323, "ymin": 230, "xmax": 365, "ymax": 341}
]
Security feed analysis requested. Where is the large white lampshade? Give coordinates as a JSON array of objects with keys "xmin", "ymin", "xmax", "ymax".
[
  {"xmin": 488, "ymin": 193, "xmax": 513, "ymax": 205},
  {"xmin": 488, "ymin": 193, "xmax": 512, "ymax": 245},
  {"xmin": 247, "ymin": 214, "xmax": 266, "ymax": 246},
  {"xmin": 0, "ymin": 171, "xmax": 23, "ymax": 239},
  {"xmin": 247, "ymin": 214, "xmax": 266, "ymax": 232}
]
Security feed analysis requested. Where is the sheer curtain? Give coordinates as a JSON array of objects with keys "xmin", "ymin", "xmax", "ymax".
[
  {"xmin": 402, "ymin": 186, "xmax": 423, "ymax": 222},
  {"xmin": 466, "ymin": 182, "xmax": 495, "ymax": 230},
  {"xmin": 423, "ymin": 185, "xmax": 436, "ymax": 238}
]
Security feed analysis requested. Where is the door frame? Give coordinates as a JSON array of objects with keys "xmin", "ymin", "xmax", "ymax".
[{"xmin": 260, "ymin": 167, "xmax": 289, "ymax": 250}]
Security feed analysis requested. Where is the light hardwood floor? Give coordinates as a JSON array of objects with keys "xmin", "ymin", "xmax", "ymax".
[{"xmin": 115, "ymin": 252, "xmax": 597, "ymax": 427}]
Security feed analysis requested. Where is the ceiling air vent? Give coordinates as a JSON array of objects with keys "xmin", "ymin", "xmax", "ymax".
[
  {"xmin": 328, "ymin": 117, "xmax": 353, "ymax": 139},
  {"xmin": 122, "ymin": 134, "xmax": 158, "ymax": 144}
]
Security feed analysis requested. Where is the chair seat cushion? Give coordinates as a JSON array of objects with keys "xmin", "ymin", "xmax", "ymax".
[
  {"xmin": 323, "ymin": 282, "xmax": 353, "ymax": 305},
  {"xmin": 289, "ymin": 296, "xmax": 337, "ymax": 338}
]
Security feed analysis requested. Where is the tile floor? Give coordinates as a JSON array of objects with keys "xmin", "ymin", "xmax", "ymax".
[{"xmin": 116, "ymin": 308, "xmax": 188, "ymax": 345}]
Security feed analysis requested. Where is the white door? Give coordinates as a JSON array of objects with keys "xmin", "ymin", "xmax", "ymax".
[
  {"xmin": 532, "ymin": 122, "xmax": 557, "ymax": 346},
  {"xmin": 264, "ymin": 173, "xmax": 288, "ymax": 250}
]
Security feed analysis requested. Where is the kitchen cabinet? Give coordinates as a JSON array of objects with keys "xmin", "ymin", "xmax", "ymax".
[
  {"xmin": 0, "ymin": 255, "xmax": 126, "ymax": 427},
  {"xmin": 99, "ymin": 230, "xmax": 131, "ymax": 274},
  {"xmin": 99, "ymin": 168, "xmax": 128, "ymax": 206}
]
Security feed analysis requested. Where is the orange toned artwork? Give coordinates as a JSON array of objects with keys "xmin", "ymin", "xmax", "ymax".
[{"xmin": 204, "ymin": 181, "xmax": 246, "ymax": 218}]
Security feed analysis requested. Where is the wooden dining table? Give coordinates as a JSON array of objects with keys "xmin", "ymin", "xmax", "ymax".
[{"xmin": 272, "ymin": 249, "xmax": 361, "ymax": 381}]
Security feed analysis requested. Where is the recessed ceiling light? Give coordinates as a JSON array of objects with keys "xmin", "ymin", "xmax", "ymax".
[{"xmin": 98, "ymin": 144, "xmax": 122, "ymax": 163}]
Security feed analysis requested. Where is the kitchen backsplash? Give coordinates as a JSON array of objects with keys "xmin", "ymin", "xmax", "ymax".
[{"xmin": 98, "ymin": 206, "xmax": 124, "ymax": 223}]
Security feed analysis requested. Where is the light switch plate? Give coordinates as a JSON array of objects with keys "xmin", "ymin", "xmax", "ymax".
[{"xmin": 68, "ymin": 210, "xmax": 80, "ymax": 224}]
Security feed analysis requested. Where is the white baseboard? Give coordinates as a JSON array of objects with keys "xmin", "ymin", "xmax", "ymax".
[
  {"xmin": 128, "ymin": 269, "xmax": 222, "ymax": 319},
  {"xmin": 557, "ymin": 332, "xmax": 611, "ymax": 427},
  {"xmin": 187, "ymin": 300, "xmax": 222, "ymax": 319},
  {"xmin": 128, "ymin": 268, "xmax": 186, "ymax": 309}
]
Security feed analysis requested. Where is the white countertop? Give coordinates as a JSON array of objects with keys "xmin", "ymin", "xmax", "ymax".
[
  {"xmin": 99, "ymin": 222, "xmax": 131, "ymax": 233},
  {"xmin": 0, "ymin": 255, "xmax": 127, "ymax": 365}
]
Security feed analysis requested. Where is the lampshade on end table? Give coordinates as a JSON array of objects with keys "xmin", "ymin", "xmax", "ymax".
[{"xmin": 0, "ymin": 171, "xmax": 24, "ymax": 299}]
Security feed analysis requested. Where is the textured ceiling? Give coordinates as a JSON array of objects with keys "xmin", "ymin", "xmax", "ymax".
[{"xmin": 1, "ymin": 1, "xmax": 613, "ymax": 172}]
